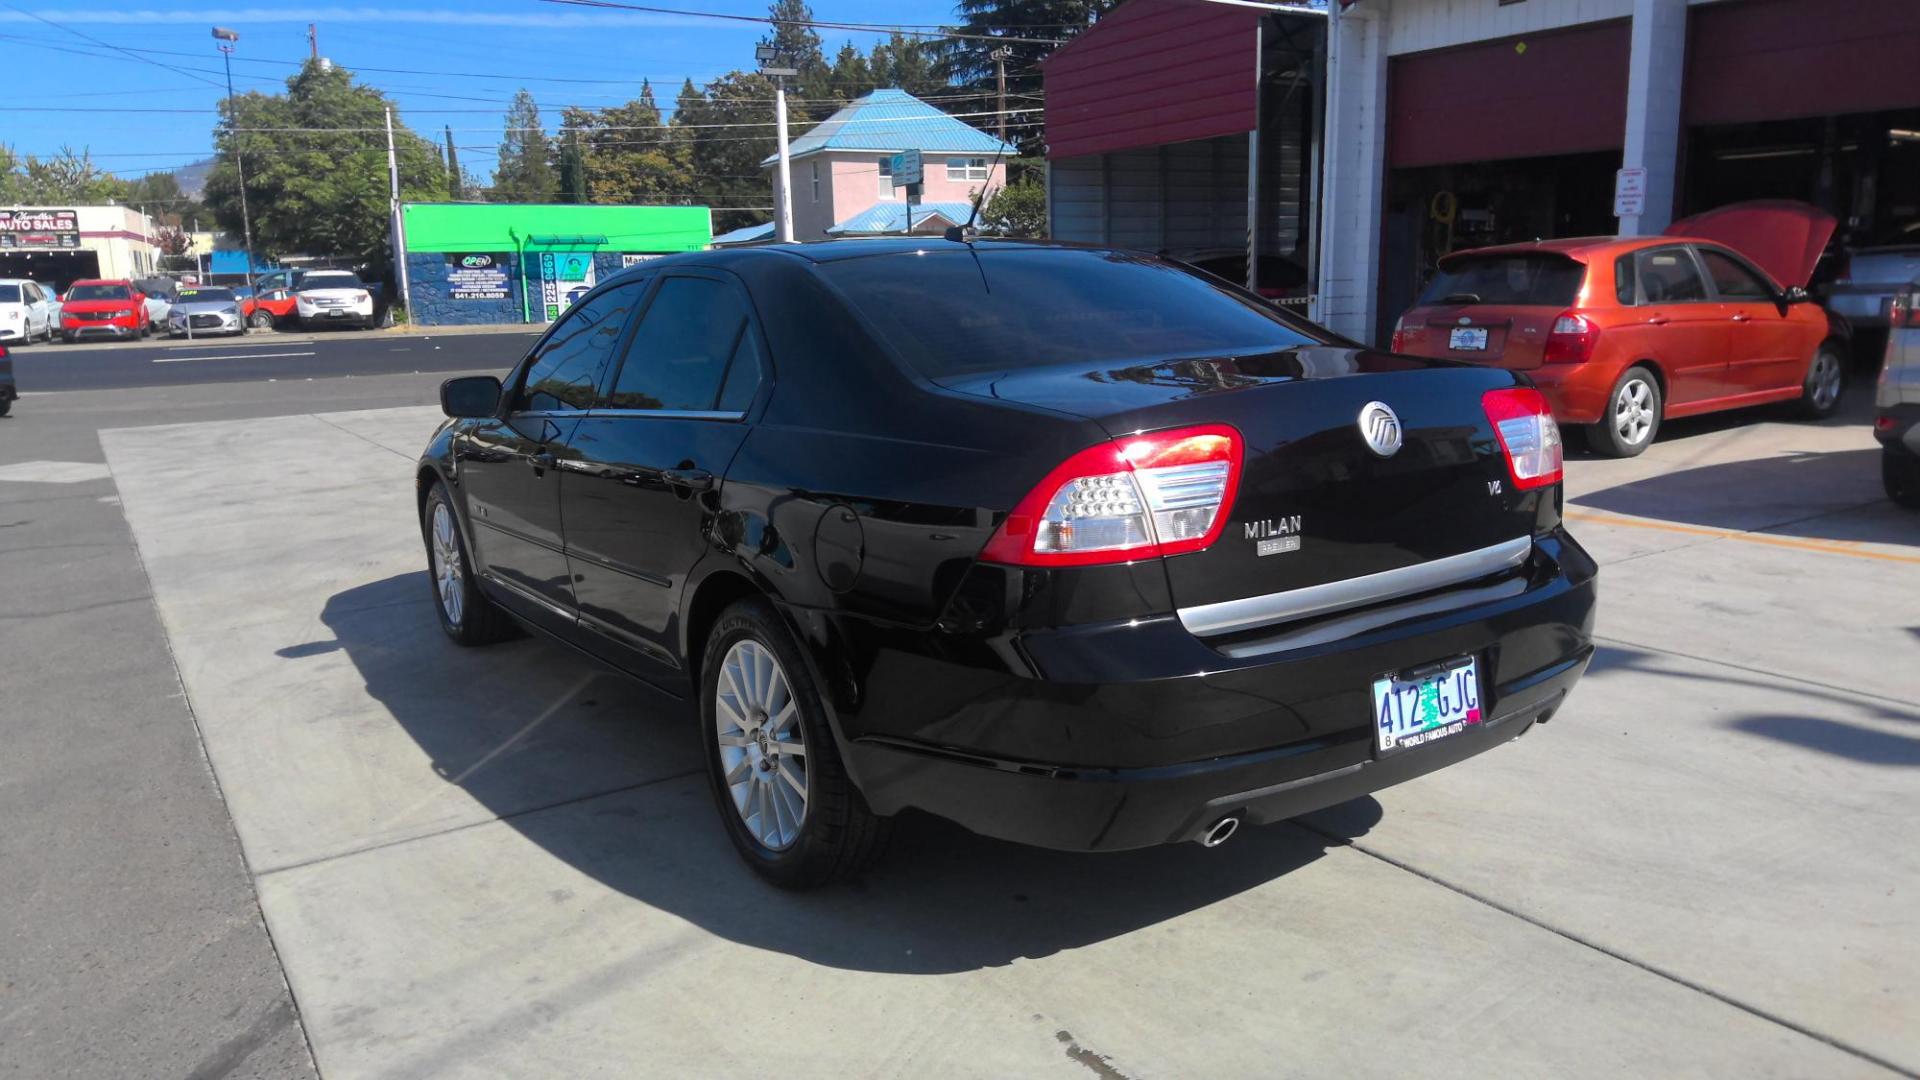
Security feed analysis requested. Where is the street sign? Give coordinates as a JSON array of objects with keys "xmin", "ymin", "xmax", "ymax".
[
  {"xmin": 1614, "ymin": 167, "xmax": 1647, "ymax": 217},
  {"xmin": 890, "ymin": 149, "xmax": 923, "ymax": 188}
]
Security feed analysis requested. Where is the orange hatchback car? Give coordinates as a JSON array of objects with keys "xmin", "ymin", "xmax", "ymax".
[{"xmin": 1391, "ymin": 201, "xmax": 1847, "ymax": 457}]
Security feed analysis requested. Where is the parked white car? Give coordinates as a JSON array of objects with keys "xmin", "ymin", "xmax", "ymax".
[
  {"xmin": 294, "ymin": 270, "xmax": 376, "ymax": 330},
  {"xmin": 0, "ymin": 278, "xmax": 58, "ymax": 344},
  {"xmin": 134, "ymin": 277, "xmax": 175, "ymax": 333},
  {"xmin": 1880, "ymin": 280, "xmax": 1920, "ymax": 508}
]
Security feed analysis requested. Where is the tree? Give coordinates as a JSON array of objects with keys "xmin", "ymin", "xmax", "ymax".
[
  {"xmin": 4, "ymin": 146, "xmax": 128, "ymax": 203},
  {"xmin": 568, "ymin": 82, "xmax": 690, "ymax": 206},
  {"xmin": 493, "ymin": 89, "xmax": 556, "ymax": 202},
  {"xmin": 675, "ymin": 71, "xmax": 782, "ymax": 233},
  {"xmin": 981, "ymin": 179, "xmax": 1047, "ymax": 237},
  {"xmin": 444, "ymin": 127, "xmax": 463, "ymax": 200},
  {"xmin": 556, "ymin": 119, "xmax": 588, "ymax": 203},
  {"xmin": 202, "ymin": 60, "xmax": 446, "ymax": 263},
  {"xmin": 869, "ymin": 33, "xmax": 946, "ymax": 96},
  {"xmin": 942, "ymin": 0, "xmax": 1115, "ymax": 155}
]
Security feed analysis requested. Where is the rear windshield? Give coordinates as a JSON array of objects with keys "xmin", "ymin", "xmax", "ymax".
[
  {"xmin": 0, "ymin": 285, "xmax": 20, "ymax": 303},
  {"xmin": 67, "ymin": 284, "xmax": 131, "ymax": 301},
  {"xmin": 816, "ymin": 248, "xmax": 1318, "ymax": 377},
  {"xmin": 1418, "ymin": 255, "xmax": 1585, "ymax": 307},
  {"xmin": 177, "ymin": 287, "xmax": 235, "ymax": 302},
  {"xmin": 299, "ymin": 273, "xmax": 362, "ymax": 291}
]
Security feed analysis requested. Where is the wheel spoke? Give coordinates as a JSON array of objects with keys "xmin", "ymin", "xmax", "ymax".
[
  {"xmin": 777, "ymin": 759, "xmax": 807, "ymax": 804},
  {"xmin": 724, "ymin": 756, "xmax": 753, "ymax": 784},
  {"xmin": 767, "ymin": 700, "xmax": 797, "ymax": 737},
  {"xmin": 716, "ymin": 732, "xmax": 753, "ymax": 748},
  {"xmin": 770, "ymin": 737, "xmax": 805, "ymax": 759}
]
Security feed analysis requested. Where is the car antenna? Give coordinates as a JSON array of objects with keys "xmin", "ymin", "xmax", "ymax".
[{"xmin": 946, "ymin": 139, "xmax": 1014, "ymax": 244}]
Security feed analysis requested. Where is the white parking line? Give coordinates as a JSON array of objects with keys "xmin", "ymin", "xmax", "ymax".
[{"xmin": 154, "ymin": 351, "xmax": 318, "ymax": 364}]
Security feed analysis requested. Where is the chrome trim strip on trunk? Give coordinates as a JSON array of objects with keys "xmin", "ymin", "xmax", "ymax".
[{"xmin": 1177, "ymin": 536, "xmax": 1534, "ymax": 637}]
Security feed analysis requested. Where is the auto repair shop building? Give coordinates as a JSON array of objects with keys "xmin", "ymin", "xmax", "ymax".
[
  {"xmin": 1046, "ymin": 0, "xmax": 1919, "ymax": 346},
  {"xmin": 398, "ymin": 203, "xmax": 712, "ymax": 326}
]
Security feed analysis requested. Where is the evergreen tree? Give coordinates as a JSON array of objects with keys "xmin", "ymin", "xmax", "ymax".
[
  {"xmin": 493, "ymin": 89, "xmax": 556, "ymax": 202},
  {"xmin": 942, "ymin": 0, "xmax": 1114, "ymax": 155},
  {"xmin": 557, "ymin": 121, "xmax": 588, "ymax": 203},
  {"xmin": 676, "ymin": 71, "xmax": 781, "ymax": 233},
  {"xmin": 444, "ymin": 127, "xmax": 462, "ymax": 199},
  {"xmin": 869, "ymin": 33, "xmax": 945, "ymax": 96}
]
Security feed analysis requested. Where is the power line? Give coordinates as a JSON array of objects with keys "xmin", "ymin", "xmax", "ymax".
[
  {"xmin": 538, "ymin": 0, "xmax": 1069, "ymax": 45},
  {"xmin": 0, "ymin": 5, "xmax": 225, "ymax": 88}
]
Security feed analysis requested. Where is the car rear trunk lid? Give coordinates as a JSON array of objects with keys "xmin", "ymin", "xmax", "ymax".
[
  {"xmin": 1397, "ymin": 304, "xmax": 1564, "ymax": 370},
  {"xmin": 938, "ymin": 347, "xmax": 1548, "ymax": 629}
]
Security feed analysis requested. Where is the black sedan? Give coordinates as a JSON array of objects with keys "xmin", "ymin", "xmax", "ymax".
[{"xmin": 417, "ymin": 239, "xmax": 1596, "ymax": 887}]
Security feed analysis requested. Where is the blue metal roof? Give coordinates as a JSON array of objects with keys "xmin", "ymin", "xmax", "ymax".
[
  {"xmin": 826, "ymin": 201, "xmax": 975, "ymax": 236},
  {"xmin": 710, "ymin": 221, "xmax": 776, "ymax": 246},
  {"xmin": 763, "ymin": 89, "xmax": 1016, "ymax": 166}
]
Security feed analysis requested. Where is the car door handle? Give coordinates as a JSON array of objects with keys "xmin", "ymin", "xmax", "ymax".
[
  {"xmin": 1645, "ymin": 316, "xmax": 1670, "ymax": 326},
  {"xmin": 662, "ymin": 467, "xmax": 714, "ymax": 492},
  {"xmin": 1730, "ymin": 313, "xmax": 1751, "ymax": 322},
  {"xmin": 529, "ymin": 451, "xmax": 557, "ymax": 473}
]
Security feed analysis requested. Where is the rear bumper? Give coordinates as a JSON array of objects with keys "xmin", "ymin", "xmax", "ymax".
[
  {"xmin": 1518, "ymin": 362, "xmax": 1616, "ymax": 426},
  {"xmin": 1878, "ymin": 403, "xmax": 1920, "ymax": 456},
  {"xmin": 1826, "ymin": 287, "xmax": 1891, "ymax": 328},
  {"xmin": 839, "ymin": 531, "xmax": 1597, "ymax": 851}
]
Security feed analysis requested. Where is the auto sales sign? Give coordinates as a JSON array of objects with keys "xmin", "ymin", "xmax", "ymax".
[{"xmin": 0, "ymin": 209, "xmax": 81, "ymax": 250}]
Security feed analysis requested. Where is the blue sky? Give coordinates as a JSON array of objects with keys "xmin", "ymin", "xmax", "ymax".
[{"xmin": 3, "ymin": 0, "xmax": 962, "ymax": 181}]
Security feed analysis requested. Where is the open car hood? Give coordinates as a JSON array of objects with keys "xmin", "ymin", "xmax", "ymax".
[{"xmin": 1666, "ymin": 200, "xmax": 1836, "ymax": 290}]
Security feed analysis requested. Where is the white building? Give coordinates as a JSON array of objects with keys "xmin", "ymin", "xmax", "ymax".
[{"xmin": 0, "ymin": 205, "xmax": 165, "ymax": 291}]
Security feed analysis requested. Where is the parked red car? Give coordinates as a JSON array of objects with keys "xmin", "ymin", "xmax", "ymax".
[
  {"xmin": 242, "ymin": 287, "xmax": 299, "ymax": 329},
  {"xmin": 60, "ymin": 279, "xmax": 151, "ymax": 343},
  {"xmin": 1391, "ymin": 202, "xmax": 1846, "ymax": 456}
]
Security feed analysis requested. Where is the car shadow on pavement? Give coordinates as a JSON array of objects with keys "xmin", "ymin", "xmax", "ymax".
[
  {"xmin": 308, "ymin": 572, "xmax": 1381, "ymax": 974},
  {"xmin": 1572, "ymin": 447, "xmax": 1908, "ymax": 542}
]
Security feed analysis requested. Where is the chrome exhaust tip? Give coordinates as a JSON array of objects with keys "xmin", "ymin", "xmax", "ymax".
[{"xmin": 1199, "ymin": 815, "xmax": 1241, "ymax": 848}]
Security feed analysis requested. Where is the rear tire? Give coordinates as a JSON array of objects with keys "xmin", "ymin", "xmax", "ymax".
[
  {"xmin": 701, "ymin": 598, "xmax": 890, "ymax": 888},
  {"xmin": 421, "ymin": 481, "xmax": 518, "ymax": 645},
  {"xmin": 0, "ymin": 398, "xmax": 12, "ymax": 417},
  {"xmin": 1585, "ymin": 365, "xmax": 1662, "ymax": 458},
  {"xmin": 1797, "ymin": 342, "xmax": 1846, "ymax": 419},
  {"xmin": 249, "ymin": 310, "xmax": 274, "ymax": 329},
  {"xmin": 1886, "ymin": 450, "xmax": 1920, "ymax": 510}
]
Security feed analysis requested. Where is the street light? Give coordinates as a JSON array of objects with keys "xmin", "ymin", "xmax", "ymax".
[
  {"xmin": 756, "ymin": 46, "xmax": 797, "ymax": 244},
  {"xmin": 212, "ymin": 26, "xmax": 256, "ymax": 296}
]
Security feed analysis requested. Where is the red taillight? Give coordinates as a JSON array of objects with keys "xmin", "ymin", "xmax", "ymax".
[
  {"xmin": 1482, "ymin": 388, "xmax": 1563, "ymax": 490},
  {"xmin": 979, "ymin": 424, "xmax": 1243, "ymax": 567},
  {"xmin": 1894, "ymin": 289, "xmax": 1920, "ymax": 328},
  {"xmin": 1389, "ymin": 317, "xmax": 1408, "ymax": 353},
  {"xmin": 1542, "ymin": 312, "xmax": 1599, "ymax": 364}
]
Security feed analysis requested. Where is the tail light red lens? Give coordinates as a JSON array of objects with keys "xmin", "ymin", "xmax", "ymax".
[
  {"xmin": 1482, "ymin": 388, "xmax": 1563, "ymax": 490},
  {"xmin": 1542, "ymin": 312, "xmax": 1599, "ymax": 364},
  {"xmin": 979, "ymin": 424, "xmax": 1243, "ymax": 567},
  {"xmin": 1389, "ymin": 318, "xmax": 1408, "ymax": 353}
]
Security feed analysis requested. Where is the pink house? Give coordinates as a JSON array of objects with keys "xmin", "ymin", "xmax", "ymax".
[{"xmin": 763, "ymin": 89, "xmax": 1019, "ymax": 240}]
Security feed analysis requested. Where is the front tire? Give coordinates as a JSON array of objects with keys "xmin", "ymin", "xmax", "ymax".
[
  {"xmin": 421, "ymin": 481, "xmax": 517, "ymax": 645},
  {"xmin": 1586, "ymin": 365, "xmax": 1662, "ymax": 458},
  {"xmin": 701, "ymin": 598, "xmax": 889, "ymax": 887},
  {"xmin": 249, "ymin": 310, "xmax": 274, "ymax": 329},
  {"xmin": 1886, "ymin": 450, "xmax": 1920, "ymax": 510},
  {"xmin": 1797, "ymin": 342, "xmax": 1846, "ymax": 419},
  {"xmin": 0, "ymin": 398, "xmax": 12, "ymax": 417}
]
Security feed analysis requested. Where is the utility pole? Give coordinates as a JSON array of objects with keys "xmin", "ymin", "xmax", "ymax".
[
  {"xmin": 757, "ymin": 45, "xmax": 798, "ymax": 243},
  {"xmin": 991, "ymin": 47, "xmax": 1012, "ymax": 143},
  {"xmin": 445, "ymin": 126, "xmax": 461, "ymax": 200},
  {"xmin": 306, "ymin": 23, "xmax": 318, "ymax": 60},
  {"xmin": 212, "ymin": 27, "xmax": 254, "ymax": 297},
  {"xmin": 387, "ymin": 106, "xmax": 410, "ymax": 317}
]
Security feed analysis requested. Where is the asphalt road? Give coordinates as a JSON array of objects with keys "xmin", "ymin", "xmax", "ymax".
[
  {"xmin": 7, "ymin": 327, "xmax": 539, "ymax": 392},
  {"xmin": 0, "ymin": 372, "xmax": 492, "ymax": 1078}
]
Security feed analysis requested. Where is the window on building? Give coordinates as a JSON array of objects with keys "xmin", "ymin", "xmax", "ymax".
[
  {"xmin": 946, "ymin": 157, "xmax": 988, "ymax": 182},
  {"xmin": 878, "ymin": 156, "xmax": 894, "ymax": 199},
  {"xmin": 811, "ymin": 162, "xmax": 820, "ymax": 203}
]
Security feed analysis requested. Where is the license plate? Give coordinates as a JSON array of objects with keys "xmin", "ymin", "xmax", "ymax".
[
  {"xmin": 1449, "ymin": 327, "xmax": 1489, "ymax": 351},
  {"xmin": 1373, "ymin": 657, "xmax": 1482, "ymax": 754},
  {"xmin": 327, "ymin": 309, "xmax": 349, "ymax": 318}
]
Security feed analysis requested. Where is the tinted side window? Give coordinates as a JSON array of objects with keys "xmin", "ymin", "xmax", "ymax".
[
  {"xmin": 516, "ymin": 282, "xmax": 645, "ymax": 412},
  {"xmin": 716, "ymin": 329, "xmax": 764, "ymax": 412},
  {"xmin": 1700, "ymin": 249, "xmax": 1773, "ymax": 299},
  {"xmin": 1633, "ymin": 248, "xmax": 1707, "ymax": 303},
  {"xmin": 606, "ymin": 276, "xmax": 754, "ymax": 411}
]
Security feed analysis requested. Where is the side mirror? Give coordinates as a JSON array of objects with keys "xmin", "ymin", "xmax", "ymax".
[
  {"xmin": 441, "ymin": 375, "xmax": 503, "ymax": 419},
  {"xmin": 1785, "ymin": 285, "xmax": 1811, "ymax": 304}
]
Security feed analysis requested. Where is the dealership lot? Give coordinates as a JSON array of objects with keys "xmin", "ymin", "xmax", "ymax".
[{"xmin": 8, "ymin": 386, "xmax": 1891, "ymax": 1077}]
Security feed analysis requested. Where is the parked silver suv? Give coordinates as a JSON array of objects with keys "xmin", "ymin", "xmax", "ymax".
[
  {"xmin": 1830, "ymin": 224, "xmax": 1920, "ymax": 337},
  {"xmin": 1879, "ymin": 280, "xmax": 1920, "ymax": 508}
]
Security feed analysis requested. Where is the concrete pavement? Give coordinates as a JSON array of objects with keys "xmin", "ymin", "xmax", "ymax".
[{"xmin": 83, "ymin": 395, "xmax": 1918, "ymax": 1078}]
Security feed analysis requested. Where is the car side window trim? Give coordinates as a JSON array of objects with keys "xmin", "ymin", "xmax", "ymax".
[
  {"xmin": 503, "ymin": 274, "xmax": 654, "ymax": 416},
  {"xmin": 1695, "ymin": 245, "xmax": 1781, "ymax": 302}
]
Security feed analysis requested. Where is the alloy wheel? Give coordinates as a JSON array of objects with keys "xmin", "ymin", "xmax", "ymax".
[
  {"xmin": 429, "ymin": 502, "xmax": 464, "ymax": 628},
  {"xmin": 1810, "ymin": 350, "xmax": 1843, "ymax": 411},
  {"xmin": 714, "ymin": 639, "xmax": 808, "ymax": 851},
  {"xmin": 1614, "ymin": 379, "xmax": 1655, "ymax": 447}
]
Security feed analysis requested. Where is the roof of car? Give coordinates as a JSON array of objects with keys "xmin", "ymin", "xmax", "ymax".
[{"xmin": 727, "ymin": 236, "xmax": 1099, "ymax": 264}]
